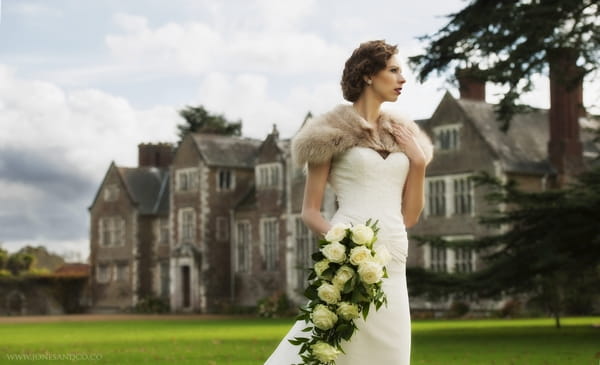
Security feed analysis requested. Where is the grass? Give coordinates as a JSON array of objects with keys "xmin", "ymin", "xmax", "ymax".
[{"xmin": 0, "ymin": 316, "xmax": 598, "ymax": 364}]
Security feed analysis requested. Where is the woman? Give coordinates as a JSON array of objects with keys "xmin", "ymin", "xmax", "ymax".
[{"xmin": 265, "ymin": 40, "xmax": 433, "ymax": 365}]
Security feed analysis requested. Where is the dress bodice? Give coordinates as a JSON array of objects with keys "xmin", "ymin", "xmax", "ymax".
[{"xmin": 328, "ymin": 146, "xmax": 411, "ymax": 262}]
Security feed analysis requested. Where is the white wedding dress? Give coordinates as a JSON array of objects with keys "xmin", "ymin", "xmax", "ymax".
[{"xmin": 265, "ymin": 146, "xmax": 412, "ymax": 365}]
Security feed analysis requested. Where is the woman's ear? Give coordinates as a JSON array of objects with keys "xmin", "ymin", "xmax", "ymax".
[{"xmin": 363, "ymin": 75, "xmax": 372, "ymax": 85}]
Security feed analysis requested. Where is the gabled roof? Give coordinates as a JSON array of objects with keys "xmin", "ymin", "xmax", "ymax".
[
  {"xmin": 191, "ymin": 134, "xmax": 262, "ymax": 168},
  {"xmin": 456, "ymin": 98, "xmax": 555, "ymax": 174},
  {"xmin": 89, "ymin": 161, "xmax": 127, "ymax": 211},
  {"xmin": 117, "ymin": 166, "xmax": 169, "ymax": 215}
]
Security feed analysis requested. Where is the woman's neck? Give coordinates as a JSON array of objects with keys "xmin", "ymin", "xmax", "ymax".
[{"xmin": 352, "ymin": 97, "xmax": 382, "ymax": 127}]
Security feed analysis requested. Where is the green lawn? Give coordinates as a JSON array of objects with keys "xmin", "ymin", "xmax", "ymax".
[{"xmin": 0, "ymin": 316, "xmax": 598, "ymax": 364}]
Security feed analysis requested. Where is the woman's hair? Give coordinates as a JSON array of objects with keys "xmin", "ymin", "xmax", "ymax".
[{"xmin": 341, "ymin": 40, "xmax": 398, "ymax": 102}]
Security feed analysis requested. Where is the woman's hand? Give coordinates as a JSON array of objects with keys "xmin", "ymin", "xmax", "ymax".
[{"xmin": 390, "ymin": 123, "xmax": 427, "ymax": 166}]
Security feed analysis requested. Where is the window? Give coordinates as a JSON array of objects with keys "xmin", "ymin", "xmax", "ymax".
[
  {"xmin": 453, "ymin": 176, "xmax": 473, "ymax": 215},
  {"xmin": 97, "ymin": 264, "xmax": 110, "ymax": 283},
  {"xmin": 176, "ymin": 168, "xmax": 198, "ymax": 192},
  {"xmin": 455, "ymin": 247, "xmax": 474, "ymax": 273},
  {"xmin": 295, "ymin": 217, "xmax": 318, "ymax": 290},
  {"xmin": 425, "ymin": 174, "xmax": 475, "ymax": 218},
  {"xmin": 236, "ymin": 222, "xmax": 251, "ymax": 272},
  {"xmin": 115, "ymin": 262, "xmax": 129, "ymax": 282},
  {"xmin": 103, "ymin": 184, "xmax": 119, "ymax": 202},
  {"xmin": 159, "ymin": 218, "xmax": 169, "ymax": 245},
  {"xmin": 216, "ymin": 216, "xmax": 229, "ymax": 241},
  {"xmin": 262, "ymin": 218, "xmax": 279, "ymax": 271},
  {"xmin": 270, "ymin": 165, "xmax": 279, "ymax": 186},
  {"xmin": 178, "ymin": 208, "xmax": 196, "ymax": 243},
  {"xmin": 217, "ymin": 169, "xmax": 234, "ymax": 191},
  {"xmin": 430, "ymin": 245, "xmax": 447, "ymax": 272},
  {"xmin": 160, "ymin": 261, "xmax": 170, "ymax": 297},
  {"xmin": 428, "ymin": 179, "xmax": 446, "ymax": 216},
  {"xmin": 433, "ymin": 124, "xmax": 461, "ymax": 151},
  {"xmin": 101, "ymin": 218, "xmax": 111, "ymax": 246},
  {"xmin": 425, "ymin": 236, "xmax": 475, "ymax": 274},
  {"xmin": 99, "ymin": 217, "xmax": 125, "ymax": 246},
  {"xmin": 256, "ymin": 163, "xmax": 282, "ymax": 189}
]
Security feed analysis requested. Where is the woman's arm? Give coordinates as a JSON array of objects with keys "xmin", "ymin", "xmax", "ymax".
[
  {"xmin": 401, "ymin": 161, "xmax": 426, "ymax": 228},
  {"xmin": 390, "ymin": 123, "xmax": 429, "ymax": 228},
  {"xmin": 301, "ymin": 160, "xmax": 333, "ymax": 237}
]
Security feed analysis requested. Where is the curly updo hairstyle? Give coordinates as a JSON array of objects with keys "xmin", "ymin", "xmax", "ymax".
[{"xmin": 341, "ymin": 40, "xmax": 398, "ymax": 102}]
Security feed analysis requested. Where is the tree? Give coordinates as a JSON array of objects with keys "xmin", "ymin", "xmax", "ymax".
[
  {"xmin": 5, "ymin": 252, "xmax": 34, "ymax": 276},
  {"xmin": 0, "ymin": 246, "xmax": 7, "ymax": 271},
  {"xmin": 409, "ymin": 0, "xmax": 600, "ymax": 129},
  {"xmin": 410, "ymin": 166, "xmax": 600, "ymax": 328},
  {"xmin": 177, "ymin": 105, "xmax": 242, "ymax": 139}
]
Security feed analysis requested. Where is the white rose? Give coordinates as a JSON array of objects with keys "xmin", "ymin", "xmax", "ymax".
[
  {"xmin": 358, "ymin": 261, "xmax": 384, "ymax": 284},
  {"xmin": 349, "ymin": 246, "xmax": 374, "ymax": 266},
  {"xmin": 311, "ymin": 304, "xmax": 338, "ymax": 330},
  {"xmin": 317, "ymin": 282, "xmax": 341, "ymax": 304},
  {"xmin": 373, "ymin": 243, "xmax": 392, "ymax": 266},
  {"xmin": 325, "ymin": 223, "xmax": 350, "ymax": 242},
  {"xmin": 336, "ymin": 301, "xmax": 360, "ymax": 320},
  {"xmin": 321, "ymin": 241, "xmax": 347, "ymax": 264},
  {"xmin": 311, "ymin": 341, "xmax": 341, "ymax": 363},
  {"xmin": 332, "ymin": 265, "xmax": 355, "ymax": 290},
  {"xmin": 314, "ymin": 259, "xmax": 330, "ymax": 278},
  {"xmin": 350, "ymin": 224, "xmax": 374, "ymax": 246}
]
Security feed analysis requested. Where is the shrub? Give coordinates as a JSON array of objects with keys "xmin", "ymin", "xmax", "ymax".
[
  {"xmin": 447, "ymin": 300, "xmax": 470, "ymax": 318},
  {"xmin": 499, "ymin": 298, "xmax": 522, "ymax": 318},
  {"xmin": 257, "ymin": 291, "xmax": 295, "ymax": 318},
  {"xmin": 133, "ymin": 296, "xmax": 170, "ymax": 313}
]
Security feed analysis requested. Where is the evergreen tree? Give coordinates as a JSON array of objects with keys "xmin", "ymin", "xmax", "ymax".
[
  {"xmin": 409, "ymin": 0, "xmax": 599, "ymax": 129},
  {"xmin": 177, "ymin": 105, "xmax": 242, "ymax": 140},
  {"xmin": 410, "ymin": 167, "xmax": 600, "ymax": 328}
]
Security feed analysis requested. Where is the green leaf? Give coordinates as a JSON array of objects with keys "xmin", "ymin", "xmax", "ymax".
[
  {"xmin": 362, "ymin": 303, "xmax": 371, "ymax": 320},
  {"xmin": 289, "ymin": 337, "xmax": 309, "ymax": 345},
  {"xmin": 336, "ymin": 323, "xmax": 354, "ymax": 340},
  {"xmin": 304, "ymin": 285, "xmax": 318, "ymax": 300},
  {"xmin": 312, "ymin": 252, "xmax": 325, "ymax": 261},
  {"xmin": 343, "ymin": 277, "xmax": 356, "ymax": 293}
]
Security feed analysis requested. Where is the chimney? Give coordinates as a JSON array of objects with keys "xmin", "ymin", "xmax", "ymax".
[
  {"xmin": 138, "ymin": 143, "xmax": 174, "ymax": 168},
  {"xmin": 547, "ymin": 48, "xmax": 585, "ymax": 183},
  {"xmin": 456, "ymin": 67, "xmax": 486, "ymax": 102}
]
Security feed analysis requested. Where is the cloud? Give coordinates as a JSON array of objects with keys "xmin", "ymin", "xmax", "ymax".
[
  {"xmin": 194, "ymin": 72, "xmax": 344, "ymax": 139},
  {"xmin": 0, "ymin": 64, "xmax": 180, "ymax": 258},
  {"xmin": 105, "ymin": 12, "xmax": 346, "ymax": 76},
  {"xmin": 0, "ymin": 146, "xmax": 95, "ymax": 241},
  {"xmin": 0, "ymin": 65, "xmax": 180, "ymax": 176},
  {"xmin": 9, "ymin": 2, "xmax": 63, "ymax": 18}
]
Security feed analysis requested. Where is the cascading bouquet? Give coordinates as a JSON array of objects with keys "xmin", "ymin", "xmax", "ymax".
[{"xmin": 289, "ymin": 219, "xmax": 392, "ymax": 365}]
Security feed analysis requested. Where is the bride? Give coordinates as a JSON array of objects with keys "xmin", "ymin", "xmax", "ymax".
[{"xmin": 265, "ymin": 40, "xmax": 433, "ymax": 365}]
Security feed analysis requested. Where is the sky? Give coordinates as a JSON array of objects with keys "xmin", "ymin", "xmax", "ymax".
[{"xmin": 1, "ymin": 0, "xmax": 598, "ymax": 262}]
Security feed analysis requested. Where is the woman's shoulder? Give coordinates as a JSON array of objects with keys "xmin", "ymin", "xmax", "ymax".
[
  {"xmin": 379, "ymin": 109, "xmax": 434, "ymax": 165},
  {"xmin": 291, "ymin": 104, "xmax": 365, "ymax": 167}
]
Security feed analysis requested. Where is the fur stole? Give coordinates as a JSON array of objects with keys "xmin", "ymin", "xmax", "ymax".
[{"xmin": 291, "ymin": 104, "xmax": 434, "ymax": 167}]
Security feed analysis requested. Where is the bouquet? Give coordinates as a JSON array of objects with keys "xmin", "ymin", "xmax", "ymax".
[{"xmin": 289, "ymin": 219, "xmax": 392, "ymax": 365}]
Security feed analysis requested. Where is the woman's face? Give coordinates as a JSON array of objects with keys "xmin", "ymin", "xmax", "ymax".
[{"xmin": 368, "ymin": 55, "xmax": 406, "ymax": 102}]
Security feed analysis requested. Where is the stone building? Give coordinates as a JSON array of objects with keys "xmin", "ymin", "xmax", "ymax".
[
  {"xmin": 89, "ymin": 69, "xmax": 597, "ymax": 313},
  {"xmin": 88, "ymin": 143, "xmax": 171, "ymax": 311},
  {"xmin": 407, "ymin": 67, "xmax": 598, "ymax": 311}
]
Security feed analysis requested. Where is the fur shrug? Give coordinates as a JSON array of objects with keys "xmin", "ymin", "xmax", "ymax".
[{"xmin": 291, "ymin": 104, "xmax": 434, "ymax": 167}]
